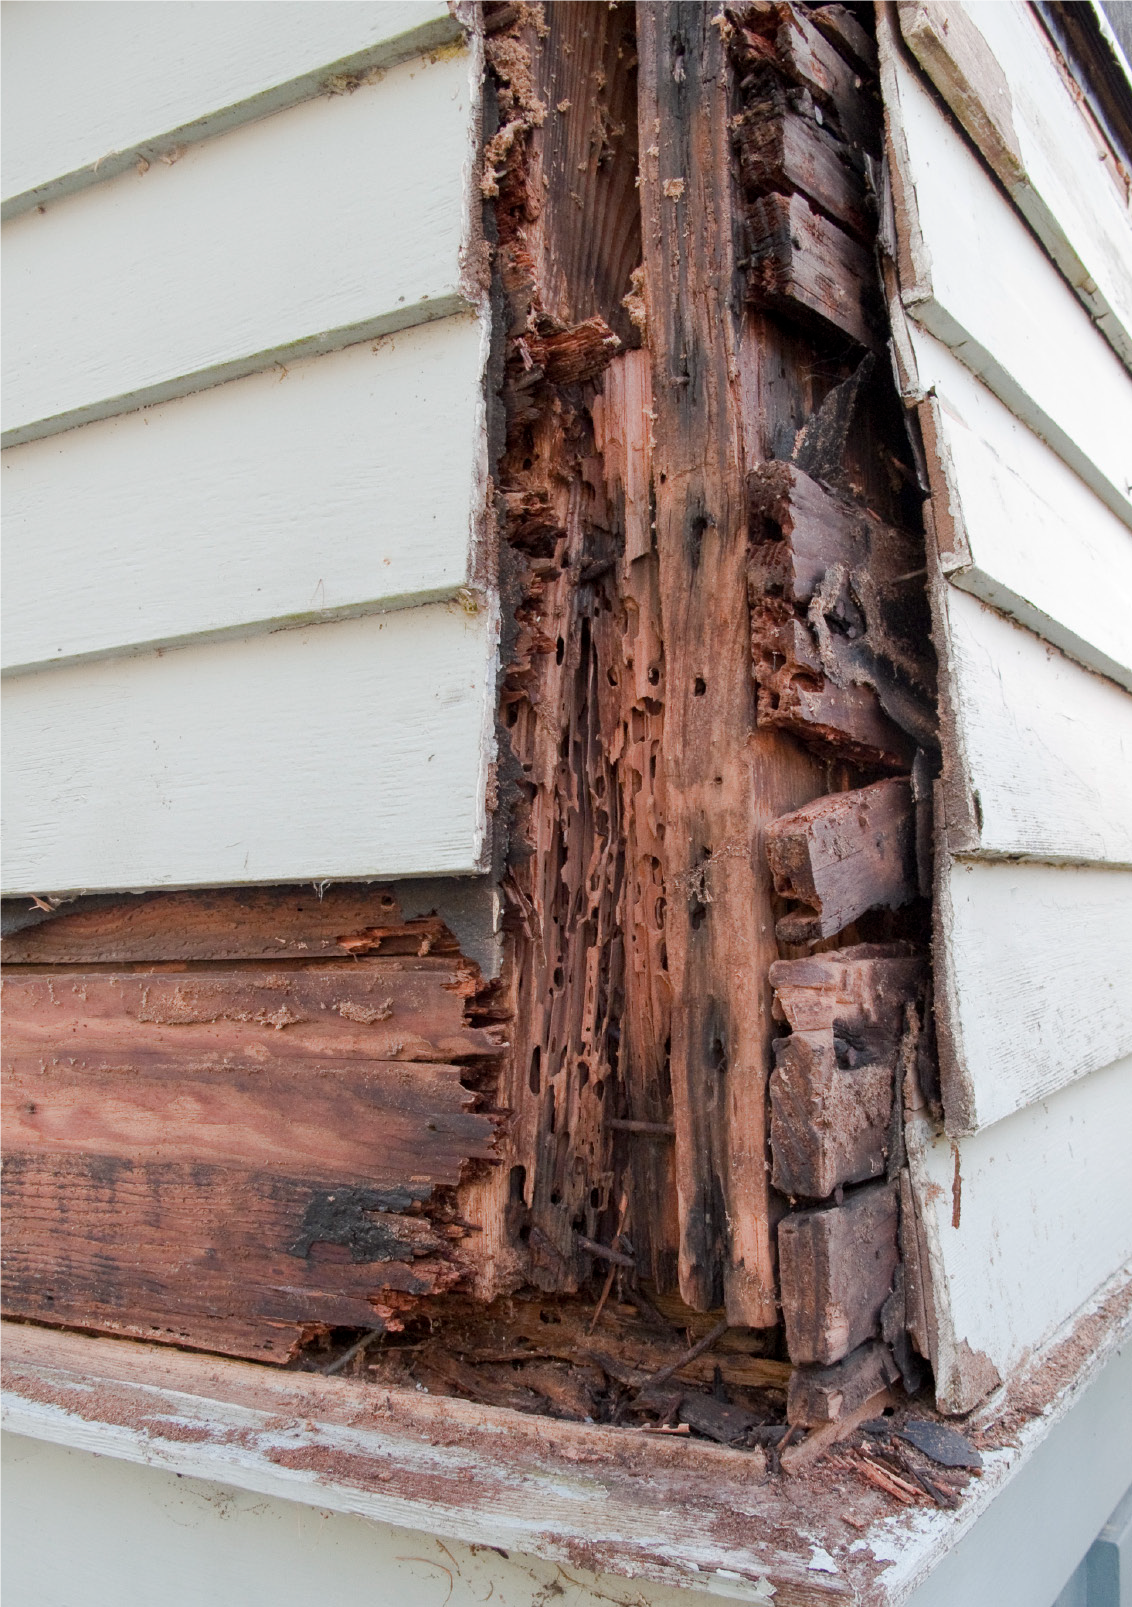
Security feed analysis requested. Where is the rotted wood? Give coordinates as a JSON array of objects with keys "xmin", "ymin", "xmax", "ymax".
[
  {"xmin": 0, "ymin": 883, "xmax": 457, "ymax": 964},
  {"xmin": 747, "ymin": 460, "xmax": 933, "ymax": 766},
  {"xmin": 787, "ymin": 1338, "xmax": 900, "ymax": 1428},
  {"xmin": 638, "ymin": 1, "xmax": 827, "ymax": 1323},
  {"xmin": 778, "ymin": 1181, "xmax": 900, "ymax": 1366},
  {"xmin": 733, "ymin": 73, "xmax": 871, "ymax": 242},
  {"xmin": 765, "ymin": 778, "xmax": 918, "ymax": 943},
  {"xmin": 745, "ymin": 191, "xmax": 881, "ymax": 349}
]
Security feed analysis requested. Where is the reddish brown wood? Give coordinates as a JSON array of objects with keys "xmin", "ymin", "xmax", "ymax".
[
  {"xmin": 770, "ymin": 1029, "xmax": 893, "ymax": 1199},
  {"xmin": 778, "ymin": 1182, "xmax": 900, "ymax": 1365},
  {"xmin": 769, "ymin": 943, "xmax": 925, "ymax": 1045},
  {"xmin": 787, "ymin": 1338, "xmax": 900, "ymax": 1427},
  {"xmin": 765, "ymin": 779, "xmax": 917, "ymax": 943}
]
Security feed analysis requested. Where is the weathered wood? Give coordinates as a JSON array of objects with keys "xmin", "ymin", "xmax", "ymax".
[
  {"xmin": 778, "ymin": 1182, "xmax": 900, "ymax": 1366},
  {"xmin": 745, "ymin": 192, "xmax": 880, "ymax": 348},
  {"xmin": 729, "ymin": 3, "xmax": 880, "ymax": 154},
  {"xmin": 0, "ymin": 884, "xmax": 458, "ymax": 965},
  {"xmin": 747, "ymin": 459, "xmax": 934, "ymax": 763},
  {"xmin": 1, "ymin": 3, "xmax": 461, "ymax": 215},
  {"xmin": 765, "ymin": 780, "xmax": 918, "ymax": 943},
  {"xmin": 3, "ymin": 315, "xmax": 487, "ymax": 672},
  {"xmin": 2, "ymin": 603, "xmax": 496, "ymax": 894},
  {"xmin": 638, "ymin": 2, "xmax": 827, "ymax": 1322},
  {"xmin": 769, "ymin": 944, "xmax": 924, "ymax": 1048},
  {"xmin": 3, "ymin": 47, "xmax": 479, "ymax": 445},
  {"xmin": 1, "ymin": 1153, "xmax": 470, "ymax": 1361},
  {"xmin": 809, "ymin": 6, "xmax": 879, "ymax": 79},
  {"xmin": 916, "ymin": 333, "xmax": 1132, "ymax": 691},
  {"xmin": 780, "ymin": 1385, "xmax": 897, "ymax": 1475},
  {"xmin": 734, "ymin": 90, "xmax": 870, "ymax": 241},
  {"xmin": 770, "ymin": 1029, "xmax": 893, "ymax": 1199},
  {"xmin": 787, "ymin": 1339, "xmax": 901, "ymax": 1428}
]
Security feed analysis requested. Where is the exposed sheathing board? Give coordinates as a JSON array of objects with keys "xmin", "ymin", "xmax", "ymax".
[
  {"xmin": 1, "ymin": 16, "xmax": 498, "ymax": 894},
  {"xmin": 878, "ymin": 2, "xmax": 1132, "ymax": 1411},
  {"xmin": 0, "ymin": 888, "xmax": 506, "ymax": 1362}
]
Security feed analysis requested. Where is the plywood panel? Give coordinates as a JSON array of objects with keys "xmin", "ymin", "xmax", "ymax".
[
  {"xmin": 898, "ymin": 1, "xmax": 1132, "ymax": 368},
  {"xmin": 1, "ymin": 2, "xmax": 460, "ymax": 214},
  {"xmin": 917, "ymin": 333, "xmax": 1132, "ymax": 691},
  {"xmin": 882, "ymin": 42, "xmax": 1132, "ymax": 528},
  {"xmin": 907, "ymin": 1056, "xmax": 1132, "ymax": 1412},
  {"xmin": 942, "ymin": 588, "xmax": 1132, "ymax": 866},
  {"xmin": 2, "ymin": 316, "xmax": 487, "ymax": 671},
  {"xmin": 2, "ymin": 47, "xmax": 479, "ymax": 444},
  {"xmin": 938, "ymin": 860, "xmax": 1132, "ymax": 1132},
  {"xmin": 1, "ymin": 604, "xmax": 496, "ymax": 895}
]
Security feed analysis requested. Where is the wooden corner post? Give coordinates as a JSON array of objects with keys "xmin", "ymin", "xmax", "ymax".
[{"xmin": 637, "ymin": 3, "xmax": 824, "ymax": 1323}]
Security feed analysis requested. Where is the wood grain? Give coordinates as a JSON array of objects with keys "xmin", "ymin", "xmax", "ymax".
[
  {"xmin": 1, "ymin": 2, "xmax": 461, "ymax": 215},
  {"xmin": 3, "ymin": 316, "xmax": 487, "ymax": 672},
  {"xmin": 778, "ymin": 1183, "xmax": 900, "ymax": 1366},
  {"xmin": 2, "ymin": 603, "xmax": 496, "ymax": 895},
  {"xmin": 2, "ymin": 48, "xmax": 479, "ymax": 444},
  {"xmin": 746, "ymin": 192, "xmax": 881, "ymax": 349}
]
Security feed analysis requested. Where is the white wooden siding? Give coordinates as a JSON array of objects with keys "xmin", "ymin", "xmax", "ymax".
[
  {"xmin": 939, "ymin": 860, "xmax": 1132, "ymax": 1133},
  {"xmin": 942, "ymin": 588, "xmax": 1132, "ymax": 867},
  {"xmin": 918, "ymin": 332, "xmax": 1132, "ymax": 691},
  {"xmin": 2, "ymin": 45, "xmax": 480, "ymax": 445},
  {"xmin": 2, "ymin": 315, "xmax": 487, "ymax": 673},
  {"xmin": 907, "ymin": 1058, "xmax": 1132, "ymax": 1413},
  {"xmin": 1, "ymin": 605, "xmax": 496, "ymax": 895},
  {"xmin": 898, "ymin": 0, "xmax": 1132, "ymax": 369},
  {"xmin": 884, "ymin": 44, "xmax": 1132, "ymax": 528},
  {"xmin": 1, "ymin": 3, "xmax": 460, "ymax": 218}
]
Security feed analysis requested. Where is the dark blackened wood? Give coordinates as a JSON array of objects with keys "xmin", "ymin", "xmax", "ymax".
[
  {"xmin": 746, "ymin": 192, "xmax": 881, "ymax": 348},
  {"xmin": 787, "ymin": 1338, "xmax": 900, "ymax": 1427},
  {"xmin": 765, "ymin": 779, "xmax": 917, "ymax": 943},
  {"xmin": 728, "ymin": 2, "xmax": 881, "ymax": 154},
  {"xmin": 770, "ymin": 1028, "xmax": 893, "ymax": 1198},
  {"xmin": 0, "ymin": 884, "xmax": 455, "ymax": 965},
  {"xmin": 638, "ymin": 2, "xmax": 827, "ymax": 1323},
  {"xmin": 810, "ymin": 5, "xmax": 879, "ymax": 78},
  {"xmin": 734, "ymin": 96, "xmax": 871, "ymax": 241},
  {"xmin": 778, "ymin": 1182, "xmax": 899, "ymax": 1365},
  {"xmin": 1, "ymin": 1154, "xmax": 469, "ymax": 1362},
  {"xmin": 768, "ymin": 943, "xmax": 925, "ymax": 1050}
]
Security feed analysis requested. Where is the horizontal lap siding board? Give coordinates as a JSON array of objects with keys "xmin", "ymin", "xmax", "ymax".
[
  {"xmin": 0, "ymin": 605, "xmax": 496, "ymax": 895},
  {"xmin": 2, "ymin": 315, "xmax": 487, "ymax": 672},
  {"xmin": 897, "ymin": 1, "xmax": 1132, "ymax": 368},
  {"xmin": 906, "ymin": 1056, "xmax": 1132, "ymax": 1413},
  {"xmin": 938, "ymin": 861, "xmax": 1132, "ymax": 1133},
  {"xmin": 2, "ymin": 46, "xmax": 480, "ymax": 444},
  {"xmin": 1, "ymin": 2, "xmax": 461, "ymax": 215},
  {"xmin": 882, "ymin": 43, "xmax": 1132, "ymax": 528},
  {"xmin": 941, "ymin": 588, "xmax": 1132, "ymax": 866},
  {"xmin": 916, "ymin": 332, "xmax": 1132, "ymax": 691}
]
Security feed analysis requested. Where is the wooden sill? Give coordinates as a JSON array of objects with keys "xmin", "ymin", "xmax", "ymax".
[{"xmin": 2, "ymin": 1285, "xmax": 1129, "ymax": 1607}]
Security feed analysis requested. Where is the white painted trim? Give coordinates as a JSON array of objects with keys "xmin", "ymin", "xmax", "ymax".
[
  {"xmin": 916, "ymin": 333, "xmax": 1132, "ymax": 692},
  {"xmin": 0, "ymin": 2, "xmax": 463, "ymax": 218},
  {"xmin": 1, "ymin": 603, "xmax": 498, "ymax": 897},
  {"xmin": 880, "ymin": 36, "xmax": 1132, "ymax": 529},
  {"xmin": 2, "ymin": 46, "xmax": 481, "ymax": 445},
  {"xmin": 940, "ymin": 589, "xmax": 1132, "ymax": 867},
  {"xmin": 2, "ymin": 315, "xmax": 489, "ymax": 673}
]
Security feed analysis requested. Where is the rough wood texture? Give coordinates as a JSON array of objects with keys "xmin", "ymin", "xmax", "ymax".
[
  {"xmin": 729, "ymin": 2, "xmax": 881, "ymax": 155},
  {"xmin": 766, "ymin": 780, "xmax": 918, "ymax": 943},
  {"xmin": 745, "ymin": 191, "xmax": 880, "ymax": 349},
  {"xmin": 770, "ymin": 1030, "xmax": 894, "ymax": 1200},
  {"xmin": 748, "ymin": 460, "xmax": 934, "ymax": 765},
  {"xmin": 787, "ymin": 1339, "xmax": 900, "ymax": 1428},
  {"xmin": 779, "ymin": 1182, "xmax": 900, "ymax": 1366},
  {"xmin": 769, "ymin": 944, "xmax": 925, "ymax": 1048},
  {"xmin": 734, "ymin": 79, "xmax": 871, "ymax": 241},
  {"xmin": 638, "ymin": 2, "xmax": 827, "ymax": 1322}
]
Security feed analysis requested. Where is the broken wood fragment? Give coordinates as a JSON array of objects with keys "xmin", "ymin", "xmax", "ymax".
[
  {"xmin": 769, "ymin": 943, "xmax": 924, "ymax": 1045},
  {"xmin": 733, "ymin": 90, "xmax": 871, "ymax": 241},
  {"xmin": 746, "ymin": 191, "xmax": 881, "ymax": 348},
  {"xmin": 765, "ymin": 779, "xmax": 918, "ymax": 943},
  {"xmin": 779, "ymin": 1385, "xmax": 897, "ymax": 1475},
  {"xmin": 770, "ymin": 1028, "xmax": 894, "ymax": 1198},
  {"xmin": 729, "ymin": 2, "xmax": 881, "ymax": 153},
  {"xmin": 778, "ymin": 1182, "xmax": 900, "ymax": 1365},
  {"xmin": 787, "ymin": 1339, "xmax": 901, "ymax": 1427}
]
